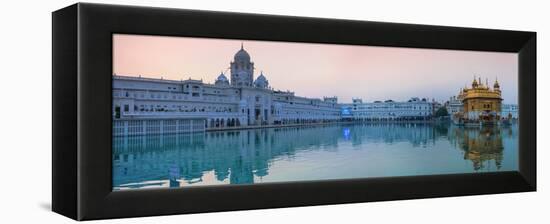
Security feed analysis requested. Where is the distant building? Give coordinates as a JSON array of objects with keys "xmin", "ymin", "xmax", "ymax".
[
  {"xmin": 341, "ymin": 97, "xmax": 433, "ymax": 121},
  {"xmin": 448, "ymin": 95, "xmax": 464, "ymax": 116},
  {"xmin": 501, "ymin": 104, "xmax": 519, "ymax": 119}
]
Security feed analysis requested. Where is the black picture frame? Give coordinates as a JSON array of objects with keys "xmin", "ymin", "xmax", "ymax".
[{"xmin": 52, "ymin": 3, "xmax": 536, "ymax": 221}]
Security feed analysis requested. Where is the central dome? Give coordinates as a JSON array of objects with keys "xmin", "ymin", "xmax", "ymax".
[{"xmin": 234, "ymin": 43, "xmax": 250, "ymax": 61}]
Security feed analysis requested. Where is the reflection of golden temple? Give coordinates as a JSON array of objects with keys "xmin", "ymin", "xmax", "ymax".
[
  {"xmin": 454, "ymin": 126, "xmax": 504, "ymax": 171},
  {"xmin": 454, "ymin": 76, "xmax": 502, "ymax": 126}
]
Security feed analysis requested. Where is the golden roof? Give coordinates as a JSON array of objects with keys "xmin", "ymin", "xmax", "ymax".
[{"xmin": 462, "ymin": 76, "xmax": 502, "ymax": 101}]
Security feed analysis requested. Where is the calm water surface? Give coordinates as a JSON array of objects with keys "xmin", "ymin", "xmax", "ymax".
[{"xmin": 112, "ymin": 123, "xmax": 518, "ymax": 190}]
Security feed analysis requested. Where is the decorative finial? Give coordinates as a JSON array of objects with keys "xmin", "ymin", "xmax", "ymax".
[{"xmin": 241, "ymin": 42, "xmax": 243, "ymax": 50}]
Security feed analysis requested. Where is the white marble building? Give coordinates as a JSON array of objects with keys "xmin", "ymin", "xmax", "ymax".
[
  {"xmin": 448, "ymin": 95, "xmax": 464, "ymax": 115},
  {"xmin": 113, "ymin": 45, "xmax": 341, "ymax": 129},
  {"xmin": 341, "ymin": 97, "xmax": 434, "ymax": 121},
  {"xmin": 501, "ymin": 104, "xmax": 519, "ymax": 119}
]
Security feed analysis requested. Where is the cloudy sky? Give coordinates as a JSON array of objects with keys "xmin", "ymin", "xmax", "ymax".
[{"xmin": 113, "ymin": 34, "xmax": 518, "ymax": 104}]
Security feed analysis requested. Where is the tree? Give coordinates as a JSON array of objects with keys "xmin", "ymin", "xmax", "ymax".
[{"xmin": 435, "ymin": 107, "xmax": 449, "ymax": 117}]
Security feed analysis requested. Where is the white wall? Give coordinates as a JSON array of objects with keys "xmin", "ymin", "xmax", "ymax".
[{"xmin": 0, "ymin": 0, "xmax": 546, "ymax": 223}]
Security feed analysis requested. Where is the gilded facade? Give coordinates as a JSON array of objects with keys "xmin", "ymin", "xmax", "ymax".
[{"xmin": 457, "ymin": 77, "xmax": 503, "ymax": 124}]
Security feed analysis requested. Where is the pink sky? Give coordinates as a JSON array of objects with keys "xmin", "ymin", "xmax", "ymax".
[{"xmin": 113, "ymin": 34, "xmax": 518, "ymax": 104}]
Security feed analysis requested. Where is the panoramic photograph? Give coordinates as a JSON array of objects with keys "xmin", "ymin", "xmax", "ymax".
[{"xmin": 112, "ymin": 34, "xmax": 519, "ymax": 190}]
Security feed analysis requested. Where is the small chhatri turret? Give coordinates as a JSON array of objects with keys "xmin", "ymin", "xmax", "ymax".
[
  {"xmin": 254, "ymin": 71, "xmax": 269, "ymax": 89},
  {"xmin": 215, "ymin": 71, "xmax": 230, "ymax": 86},
  {"xmin": 493, "ymin": 77, "xmax": 500, "ymax": 91}
]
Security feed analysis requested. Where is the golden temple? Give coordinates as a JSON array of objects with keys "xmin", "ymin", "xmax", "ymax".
[{"xmin": 455, "ymin": 76, "xmax": 503, "ymax": 125}]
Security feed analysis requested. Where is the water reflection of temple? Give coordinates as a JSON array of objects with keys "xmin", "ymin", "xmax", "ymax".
[
  {"xmin": 113, "ymin": 123, "xmax": 515, "ymax": 189},
  {"xmin": 448, "ymin": 125, "xmax": 515, "ymax": 171}
]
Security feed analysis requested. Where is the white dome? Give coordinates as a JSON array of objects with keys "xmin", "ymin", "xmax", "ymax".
[
  {"xmin": 215, "ymin": 72, "xmax": 229, "ymax": 85},
  {"xmin": 234, "ymin": 44, "xmax": 250, "ymax": 61},
  {"xmin": 254, "ymin": 72, "xmax": 269, "ymax": 88}
]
